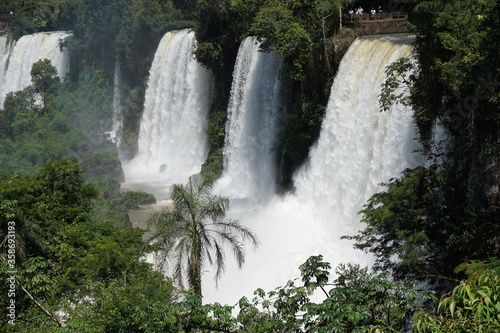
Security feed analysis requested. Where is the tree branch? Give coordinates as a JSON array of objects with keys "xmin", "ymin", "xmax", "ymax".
[{"xmin": 17, "ymin": 279, "xmax": 64, "ymax": 327}]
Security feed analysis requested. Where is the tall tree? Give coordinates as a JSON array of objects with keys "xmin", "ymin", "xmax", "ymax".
[
  {"xmin": 30, "ymin": 58, "xmax": 60, "ymax": 111},
  {"xmin": 148, "ymin": 177, "xmax": 258, "ymax": 297}
]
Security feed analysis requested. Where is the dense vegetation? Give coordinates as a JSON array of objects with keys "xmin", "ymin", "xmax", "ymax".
[
  {"xmin": 0, "ymin": 0, "xmax": 498, "ymax": 331},
  {"xmin": 350, "ymin": 0, "xmax": 499, "ymax": 286}
]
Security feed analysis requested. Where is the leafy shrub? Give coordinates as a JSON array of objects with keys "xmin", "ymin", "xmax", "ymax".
[
  {"xmin": 121, "ymin": 191, "xmax": 156, "ymax": 210},
  {"xmin": 80, "ymin": 151, "xmax": 124, "ymax": 181}
]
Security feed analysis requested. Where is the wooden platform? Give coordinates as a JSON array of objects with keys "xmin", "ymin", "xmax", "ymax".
[
  {"xmin": 344, "ymin": 12, "xmax": 409, "ymax": 35},
  {"xmin": 0, "ymin": 14, "xmax": 15, "ymax": 31},
  {"xmin": 346, "ymin": 12, "xmax": 407, "ymax": 22}
]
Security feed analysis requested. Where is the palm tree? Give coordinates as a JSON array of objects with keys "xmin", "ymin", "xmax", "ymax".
[
  {"xmin": 147, "ymin": 177, "xmax": 259, "ymax": 297},
  {"xmin": 0, "ymin": 200, "xmax": 46, "ymax": 263}
]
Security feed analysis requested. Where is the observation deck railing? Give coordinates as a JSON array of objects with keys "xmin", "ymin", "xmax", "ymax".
[
  {"xmin": 345, "ymin": 12, "xmax": 408, "ymax": 23},
  {"xmin": 0, "ymin": 14, "xmax": 15, "ymax": 31}
]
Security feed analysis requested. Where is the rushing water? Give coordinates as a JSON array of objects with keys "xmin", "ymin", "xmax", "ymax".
[
  {"xmin": 214, "ymin": 37, "xmax": 284, "ymax": 204},
  {"xmin": 203, "ymin": 35, "xmax": 424, "ymax": 305},
  {"xmin": 0, "ymin": 32, "xmax": 71, "ymax": 107},
  {"xmin": 105, "ymin": 63, "xmax": 124, "ymax": 152},
  {"xmin": 122, "ymin": 30, "xmax": 214, "ymax": 198}
]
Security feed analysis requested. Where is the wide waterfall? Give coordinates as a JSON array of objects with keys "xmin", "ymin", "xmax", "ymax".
[
  {"xmin": 0, "ymin": 32, "xmax": 71, "ymax": 107},
  {"xmin": 215, "ymin": 37, "xmax": 284, "ymax": 204},
  {"xmin": 203, "ymin": 35, "xmax": 423, "ymax": 305},
  {"xmin": 122, "ymin": 30, "xmax": 214, "ymax": 197}
]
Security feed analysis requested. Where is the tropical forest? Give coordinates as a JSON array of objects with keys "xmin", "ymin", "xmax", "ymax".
[{"xmin": 0, "ymin": 0, "xmax": 498, "ymax": 332}]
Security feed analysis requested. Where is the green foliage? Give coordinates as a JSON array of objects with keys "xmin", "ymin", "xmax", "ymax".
[
  {"xmin": 282, "ymin": 99, "xmax": 325, "ymax": 164},
  {"xmin": 0, "ymin": 59, "xmax": 109, "ymax": 175},
  {"xmin": 248, "ymin": 0, "xmax": 343, "ymax": 83},
  {"xmin": 345, "ymin": 166, "xmax": 500, "ymax": 284},
  {"xmin": 205, "ymin": 106, "xmax": 227, "ymax": 150},
  {"xmin": 30, "ymin": 58, "xmax": 60, "ymax": 102},
  {"xmin": 194, "ymin": 0, "xmax": 233, "ymax": 43},
  {"xmin": 1, "ymin": 2, "xmax": 497, "ymax": 330},
  {"xmin": 58, "ymin": 219, "xmax": 149, "ymax": 285},
  {"xmin": 49, "ymin": 111, "xmax": 69, "ymax": 133},
  {"xmin": 0, "ymin": 200, "xmax": 45, "ymax": 263},
  {"xmin": 200, "ymin": 105, "xmax": 228, "ymax": 184},
  {"xmin": 407, "ymin": 0, "xmax": 500, "ymax": 160},
  {"xmin": 9, "ymin": 15, "xmax": 37, "ymax": 40},
  {"xmin": 58, "ymin": 67, "xmax": 113, "ymax": 124},
  {"xmin": 121, "ymin": 191, "xmax": 156, "ymax": 210},
  {"xmin": 413, "ymin": 261, "xmax": 500, "ymax": 333},
  {"xmin": 33, "ymin": 158, "xmax": 97, "ymax": 224},
  {"xmin": 119, "ymin": 86, "xmax": 144, "ymax": 158},
  {"xmin": 379, "ymin": 57, "xmax": 414, "ymax": 113},
  {"xmin": 300, "ymin": 254, "xmax": 331, "ymax": 292},
  {"xmin": 0, "ymin": 0, "xmax": 15, "ymax": 13},
  {"xmin": 1, "ymin": 87, "xmax": 39, "ymax": 140},
  {"xmin": 199, "ymin": 255, "xmax": 430, "ymax": 332},
  {"xmin": 251, "ymin": 3, "xmax": 313, "ymax": 81},
  {"xmin": 0, "ymin": 160, "xmax": 175, "ymax": 331},
  {"xmin": 58, "ymin": 279, "xmax": 175, "ymax": 332},
  {"xmin": 80, "ymin": 151, "xmax": 124, "ymax": 181},
  {"xmin": 67, "ymin": 0, "xmax": 126, "ymax": 77},
  {"xmin": 0, "ymin": 159, "xmax": 98, "ymax": 268},
  {"xmin": 115, "ymin": 0, "xmax": 187, "ymax": 81},
  {"xmin": 91, "ymin": 197, "xmax": 131, "ymax": 228},
  {"xmin": 88, "ymin": 176, "xmax": 121, "ymax": 199},
  {"xmin": 200, "ymin": 147, "xmax": 224, "ymax": 186},
  {"xmin": 300, "ymin": 262, "xmax": 428, "ymax": 332},
  {"xmin": 11, "ymin": 0, "xmax": 75, "ymax": 33},
  {"xmin": 194, "ymin": 41, "xmax": 225, "ymax": 70}
]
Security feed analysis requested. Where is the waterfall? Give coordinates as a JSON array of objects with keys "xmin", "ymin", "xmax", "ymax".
[
  {"xmin": 203, "ymin": 35, "xmax": 424, "ymax": 305},
  {"xmin": 215, "ymin": 37, "xmax": 284, "ymax": 204},
  {"xmin": 122, "ymin": 30, "xmax": 214, "ymax": 193},
  {"xmin": 0, "ymin": 32, "xmax": 71, "ymax": 107},
  {"xmin": 106, "ymin": 63, "xmax": 123, "ymax": 151},
  {"xmin": 0, "ymin": 35, "xmax": 10, "ymax": 83},
  {"xmin": 292, "ymin": 35, "xmax": 422, "ymax": 229}
]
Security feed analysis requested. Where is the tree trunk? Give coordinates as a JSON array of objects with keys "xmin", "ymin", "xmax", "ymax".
[{"xmin": 191, "ymin": 225, "xmax": 203, "ymax": 298}]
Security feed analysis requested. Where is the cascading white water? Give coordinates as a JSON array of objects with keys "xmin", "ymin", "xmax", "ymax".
[
  {"xmin": 0, "ymin": 35, "xmax": 10, "ymax": 81},
  {"xmin": 215, "ymin": 37, "xmax": 284, "ymax": 204},
  {"xmin": 122, "ymin": 30, "xmax": 214, "ymax": 196},
  {"xmin": 203, "ymin": 35, "xmax": 424, "ymax": 305},
  {"xmin": 106, "ymin": 63, "xmax": 123, "ymax": 151},
  {"xmin": 292, "ymin": 35, "xmax": 422, "ymax": 229},
  {"xmin": 0, "ymin": 32, "xmax": 71, "ymax": 107}
]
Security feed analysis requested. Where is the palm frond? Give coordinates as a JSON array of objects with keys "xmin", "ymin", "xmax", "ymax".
[
  {"xmin": 211, "ymin": 229, "xmax": 245, "ymax": 268},
  {"xmin": 212, "ymin": 240, "xmax": 226, "ymax": 284},
  {"xmin": 172, "ymin": 236, "xmax": 192, "ymax": 290},
  {"xmin": 211, "ymin": 219, "xmax": 260, "ymax": 249}
]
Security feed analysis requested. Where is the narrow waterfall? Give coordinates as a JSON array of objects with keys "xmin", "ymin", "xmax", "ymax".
[
  {"xmin": 215, "ymin": 37, "xmax": 284, "ymax": 204},
  {"xmin": 106, "ymin": 63, "xmax": 123, "ymax": 151},
  {"xmin": 0, "ymin": 35, "xmax": 10, "ymax": 105},
  {"xmin": 0, "ymin": 32, "xmax": 71, "ymax": 107},
  {"xmin": 0, "ymin": 35, "xmax": 10, "ymax": 85},
  {"xmin": 203, "ymin": 35, "xmax": 423, "ymax": 305},
  {"xmin": 122, "ymin": 30, "xmax": 214, "ymax": 193}
]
